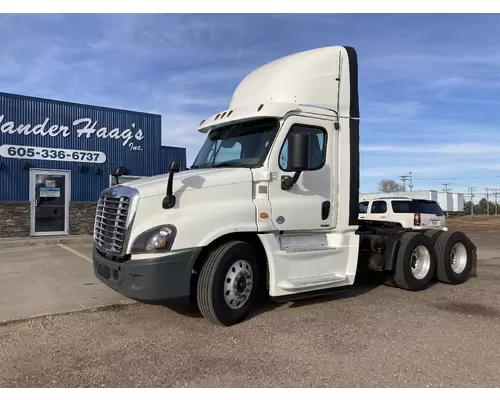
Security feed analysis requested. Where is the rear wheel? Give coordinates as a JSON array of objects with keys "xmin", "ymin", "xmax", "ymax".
[
  {"xmin": 424, "ymin": 229, "xmax": 446, "ymax": 280},
  {"xmin": 392, "ymin": 232, "xmax": 437, "ymax": 291},
  {"xmin": 197, "ymin": 240, "xmax": 260, "ymax": 326},
  {"xmin": 424, "ymin": 229, "xmax": 445, "ymax": 247},
  {"xmin": 435, "ymin": 231, "xmax": 473, "ymax": 284}
]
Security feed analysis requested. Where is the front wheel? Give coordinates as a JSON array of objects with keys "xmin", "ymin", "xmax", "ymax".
[{"xmin": 197, "ymin": 240, "xmax": 260, "ymax": 326}]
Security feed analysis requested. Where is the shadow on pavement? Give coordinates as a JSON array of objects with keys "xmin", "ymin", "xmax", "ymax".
[{"xmin": 144, "ymin": 270, "xmax": 388, "ymax": 323}]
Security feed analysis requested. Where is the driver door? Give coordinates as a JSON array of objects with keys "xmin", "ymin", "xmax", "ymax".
[{"xmin": 267, "ymin": 115, "xmax": 336, "ymax": 232}]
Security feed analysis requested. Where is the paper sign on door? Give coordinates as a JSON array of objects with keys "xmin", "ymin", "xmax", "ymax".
[{"xmin": 40, "ymin": 187, "xmax": 60, "ymax": 198}]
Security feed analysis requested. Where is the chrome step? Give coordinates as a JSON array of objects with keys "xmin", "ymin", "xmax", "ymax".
[
  {"xmin": 278, "ymin": 274, "xmax": 344, "ymax": 291},
  {"xmin": 283, "ymin": 244, "xmax": 336, "ymax": 253}
]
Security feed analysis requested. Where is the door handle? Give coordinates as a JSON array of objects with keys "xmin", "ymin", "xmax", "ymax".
[
  {"xmin": 321, "ymin": 201, "xmax": 331, "ymax": 220},
  {"xmin": 31, "ymin": 199, "xmax": 37, "ymax": 207}
]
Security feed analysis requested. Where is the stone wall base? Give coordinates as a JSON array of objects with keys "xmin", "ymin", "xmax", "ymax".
[
  {"xmin": 69, "ymin": 202, "xmax": 97, "ymax": 235},
  {"xmin": 0, "ymin": 202, "xmax": 97, "ymax": 238}
]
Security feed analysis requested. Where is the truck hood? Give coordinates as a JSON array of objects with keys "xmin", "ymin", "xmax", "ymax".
[{"xmin": 121, "ymin": 168, "xmax": 254, "ymax": 199}]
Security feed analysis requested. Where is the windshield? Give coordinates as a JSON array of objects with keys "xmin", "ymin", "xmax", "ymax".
[{"xmin": 191, "ymin": 117, "xmax": 279, "ymax": 169}]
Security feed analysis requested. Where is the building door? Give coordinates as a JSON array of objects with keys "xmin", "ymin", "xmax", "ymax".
[{"xmin": 29, "ymin": 169, "xmax": 71, "ymax": 236}]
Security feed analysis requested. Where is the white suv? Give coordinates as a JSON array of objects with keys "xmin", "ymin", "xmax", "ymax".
[{"xmin": 359, "ymin": 197, "xmax": 447, "ymax": 230}]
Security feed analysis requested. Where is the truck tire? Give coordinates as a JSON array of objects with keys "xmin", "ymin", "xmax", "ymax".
[
  {"xmin": 197, "ymin": 240, "xmax": 260, "ymax": 326},
  {"xmin": 424, "ymin": 229, "xmax": 445, "ymax": 247},
  {"xmin": 434, "ymin": 231, "xmax": 473, "ymax": 284},
  {"xmin": 424, "ymin": 229, "xmax": 445, "ymax": 280},
  {"xmin": 392, "ymin": 232, "xmax": 437, "ymax": 291}
]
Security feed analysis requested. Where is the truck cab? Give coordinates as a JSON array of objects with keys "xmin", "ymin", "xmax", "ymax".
[{"xmin": 92, "ymin": 46, "xmax": 476, "ymax": 326}]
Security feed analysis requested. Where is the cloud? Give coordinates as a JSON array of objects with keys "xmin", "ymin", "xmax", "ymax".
[
  {"xmin": 1, "ymin": 13, "xmax": 500, "ymax": 193},
  {"xmin": 362, "ymin": 100, "xmax": 424, "ymax": 123},
  {"xmin": 0, "ymin": 14, "xmax": 258, "ymax": 162},
  {"xmin": 360, "ymin": 143, "xmax": 500, "ymax": 155}
]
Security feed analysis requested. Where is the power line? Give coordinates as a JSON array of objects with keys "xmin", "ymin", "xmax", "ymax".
[{"xmin": 413, "ymin": 175, "xmax": 500, "ymax": 182}]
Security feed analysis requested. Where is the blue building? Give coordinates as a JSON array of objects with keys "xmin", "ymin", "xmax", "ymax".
[{"xmin": 0, "ymin": 92, "xmax": 186, "ymax": 238}]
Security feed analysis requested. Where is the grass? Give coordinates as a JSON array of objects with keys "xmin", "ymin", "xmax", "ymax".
[{"xmin": 446, "ymin": 214, "xmax": 500, "ymax": 233}]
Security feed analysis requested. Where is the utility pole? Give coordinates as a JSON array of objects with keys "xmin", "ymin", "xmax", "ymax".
[
  {"xmin": 493, "ymin": 189, "xmax": 500, "ymax": 215},
  {"xmin": 442, "ymin": 183, "xmax": 452, "ymax": 192},
  {"xmin": 400, "ymin": 174, "xmax": 410, "ymax": 192},
  {"xmin": 485, "ymin": 188, "xmax": 492, "ymax": 215},
  {"xmin": 408, "ymin": 172, "xmax": 414, "ymax": 192},
  {"xmin": 468, "ymin": 186, "xmax": 476, "ymax": 215}
]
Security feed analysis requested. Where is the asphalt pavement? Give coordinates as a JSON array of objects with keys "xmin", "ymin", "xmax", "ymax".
[{"xmin": 0, "ymin": 232, "xmax": 499, "ymax": 387}]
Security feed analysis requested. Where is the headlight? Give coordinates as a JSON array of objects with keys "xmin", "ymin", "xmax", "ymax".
[{"xmin": 131, "ymin": 225, "xmax": 177, "ymax": 254}]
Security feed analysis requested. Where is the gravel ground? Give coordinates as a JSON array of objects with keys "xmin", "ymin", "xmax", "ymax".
[{"xmin": 1, "ymin": 254, "xmax": 500, "ymax": 388}]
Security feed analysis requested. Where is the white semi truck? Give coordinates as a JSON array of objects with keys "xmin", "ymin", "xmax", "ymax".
[{"xmin": 92, "ymin": 46, "xmax": 477, "ymax": 326}]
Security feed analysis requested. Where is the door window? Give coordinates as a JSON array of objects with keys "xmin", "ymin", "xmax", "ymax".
[
  {"xmin": 33, "ymin": 173, "xmax": 67, "ymax": 233},
  {"xmin": 279, "ymin": 125, "xmax": 327, "ymax": 171},
  {"xmin": 359, "ymin": 201, "xmax": 369, "ymax": 213},
  {"xmin": 371, "ymin": 201, "xmax": 387, "ymax": 214}
]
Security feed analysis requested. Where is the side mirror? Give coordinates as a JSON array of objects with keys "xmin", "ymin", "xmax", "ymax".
[
  {"xmin": 112, "ymin": 166, "xmax": 126, "ymax": 177},
  {"xmin": 287, "ymin": 131, "xmax": 310, "ymax": 171},
  {"xmin": 168, "ymin": 159, "xmax": 181, "ymax": 173},
  {"xmin": 111, "ymin": 166, "xmax": 127, "ymax": 185},
  {"xmin": 281, "ymin": 132, "xmax": 310, "ymax": 191}
]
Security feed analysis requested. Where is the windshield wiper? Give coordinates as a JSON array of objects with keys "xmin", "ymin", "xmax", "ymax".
[{"xmin": 211, "ymin": 162, "xmax": 241, "ymax": 168}]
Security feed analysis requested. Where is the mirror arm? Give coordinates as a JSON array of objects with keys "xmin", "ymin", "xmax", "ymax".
[
  {"xmin": 281, "ymin": 171, "xmax": 302, "ymax": 191},
  {"xmin": 162, "ymin": 170, "xmax": 176, "ymax": 209},
  {"xmin": 162, "ymin": 158, "xmax": 182, "ymax": 209}
]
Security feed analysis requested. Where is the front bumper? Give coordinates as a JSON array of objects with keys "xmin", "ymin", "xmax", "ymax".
[{"xmin": 93, "ymin": 245, "xmax": 201, "ymax": 301}]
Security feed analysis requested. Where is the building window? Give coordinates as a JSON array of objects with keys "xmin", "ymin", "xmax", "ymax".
[{"xmin": 109, "ymin": 175, "xmax": 146, "ymax": 187}]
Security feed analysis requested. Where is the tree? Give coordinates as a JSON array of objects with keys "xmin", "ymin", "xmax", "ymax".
[
  {"xmin": 378, "ymin": 179, "xmax": 405, "ymax": 193},
  {"xmin": 464, "ymin": 198, "xmax": 496, "ymax": 215},
  {"xmin": 464, "ymin": 200, "xmax": 472, "ymax": 215}
]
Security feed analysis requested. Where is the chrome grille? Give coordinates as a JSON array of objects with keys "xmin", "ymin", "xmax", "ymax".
[{"xmin": 93, "ymin": 194, "xmax": 131, "ymax": 254}]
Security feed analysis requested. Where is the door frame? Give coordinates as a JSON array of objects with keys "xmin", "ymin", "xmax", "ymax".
[
  {"xmin": 29, "ymin": 168, "xmax": 72, "ymax": 237},
  {"xmin": 266, "ymin": 114, "xmax": 338, "ymax": 232}
]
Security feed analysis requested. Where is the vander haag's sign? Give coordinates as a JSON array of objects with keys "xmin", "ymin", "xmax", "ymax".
[{"xmin": 0, "ymin": 115, "xmax": 145, "ymax": 151}]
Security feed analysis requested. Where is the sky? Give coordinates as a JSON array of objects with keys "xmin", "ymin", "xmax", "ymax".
[{"xmin": 1, "ymin": 13, "xmax": 500, "ymax": 197}]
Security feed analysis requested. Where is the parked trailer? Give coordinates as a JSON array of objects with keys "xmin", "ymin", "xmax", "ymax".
[
  {"xmin": 360, "ymin": 191, "xmax": 438, "ymax": 202},
  {"xmin": 438, "ymin": 192, "xmax": 453, "ymax": 212},
  {"xmin": 452, "ymin": 193, "xmax": 465, "ymax": 212},
  {"xmin": 92, "ymin": 46, "xmax": 477, "ymax": 326}
]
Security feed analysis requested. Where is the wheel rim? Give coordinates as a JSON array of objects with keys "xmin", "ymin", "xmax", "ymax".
[
  {"xmin": 450, "ymin": 242, "xmax": 468, "ymax": 274},
  {"xmin": 410, "ymin": 245, "xmax": 431, "ymax": 280},
  {"xmin": 224, "ymin": 260, "xmax": 254, "ymax": 309}
]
